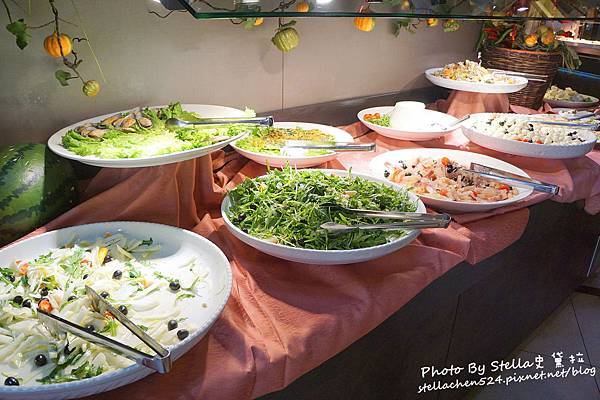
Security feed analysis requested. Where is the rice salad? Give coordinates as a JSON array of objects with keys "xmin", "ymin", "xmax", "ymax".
[
  {"xmin": 0, "ymin": 233, "xmax": 208, "ymax": 386},
  {"xmin": 470, "ymin": 114, "xmax": 595, "ymax": 145}
]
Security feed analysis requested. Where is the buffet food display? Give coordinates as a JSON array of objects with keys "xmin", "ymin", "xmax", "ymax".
[
  {"xmin": 462, "ymin": 113, "xmax": 597, "ymax": 159},
  {"xmin": 0, "ymin": 222, "xmax": 232, "ymax": 399},
  {"xmin": 425, "ymin": 60, "xmax": 528, "ymax": 94},
  {"xmin": 544, "ymin": 86, "xmax": 599, "ymax": 108},
  {"xmin": 48, "ymin": 104, "xmax": 255, "ymax": 168},
  {"xmin": 231, "ymin": 122, "xmax": 354, "ymax": 168}
]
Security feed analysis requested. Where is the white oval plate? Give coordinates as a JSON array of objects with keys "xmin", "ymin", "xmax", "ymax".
[
  {"xmin": 357, "ymin": 107, "xmax": 458, "ymax": 141},
  {"xmin": 231, "ymin": 122, "xmax": 354, "ymax": 168},
  {"xmin": 545, "ymin": 96, "xmax": 599, "ymax": 109},
  {"xmin": 370, "ymin": 148, "xmax": 533, "ymax": 213},
  {"xmin": 425, "ymin": 68, "xmax": 528, "ymax": 94},
  {"xmin": 462, "ymin": 113, "xmax": 597, "ymax": 159},
  {"xmin": 0, "ymin": 222, "xmax": 232, "ymax": 400},
  {"xmin": 221, "ymin": 170, "xmax": 425, "ymax": 265},
  {"xmin": 48, "ymin": 104, "xmax": 250, "ymax": 168}
]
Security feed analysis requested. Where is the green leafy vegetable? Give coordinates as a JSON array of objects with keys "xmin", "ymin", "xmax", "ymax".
[
  {"xmin": 227, "ymin": 167, "xmax": 416, "ymax": 250},
  {"xmin": 55, "ymin": 70, "xmax": 73, "ymax": 87}
]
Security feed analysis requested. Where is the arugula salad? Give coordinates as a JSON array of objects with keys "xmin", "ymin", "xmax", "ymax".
[
  {"xmin": 0, "ymin": 233, "xmax": 208, "ymax": 386},
  {"xmin": 235, "ymin": 126, "xmax": 336, "ymax": 156},
  {"xmin": 62, "ymin": 102, "xmax": 256, "ymax": 159},
  {"xmin": 226, "ymin": 167, "xmax": 417, "ymax": 250}
]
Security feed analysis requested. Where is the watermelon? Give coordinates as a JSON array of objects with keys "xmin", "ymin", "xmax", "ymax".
[{"xmin": 0, "ymin": 144, "xmax": 77, "ymax": 246}]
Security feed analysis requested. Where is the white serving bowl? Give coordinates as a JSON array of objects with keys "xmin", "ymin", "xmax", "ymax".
[
  {"xmin": 462, "ymin": 113, "xmax": 597, "ymax": 159},
  {"xmin": 0, "ymin": 222, "xmax": 232, "ymax": 400},
  {"xmin": 221, "ymin": 170, "xmax": 426, "ymax": 265},
  {"xmin": 358, "ymin": 106, "xmax": 459, "ymax": 142},
  {"xmin": 231, "ymin": 122, "xmax": 354, "ymax": 168},
  {"xmin": 425, "ymin": 67, "xmax": 528, "ymax": 94},
  {"xmin": 370, "ymin": 148, "xmax": 534, "ymax": 213}
]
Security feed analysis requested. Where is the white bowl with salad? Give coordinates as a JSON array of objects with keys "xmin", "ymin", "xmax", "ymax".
[
  {"xmin": 358, "ymin": 106, "xmax": 459, "ymax": 142},
  {"xmin": 48, "ymin": 103, "xmax": 255, "ymax": 168},
  {"xmin": 0, "ymin": 222, "xmax": 232, "ymax": 400},
  {"xmin": 221, "ymin": 168, "xmax": 426, "ymax": 265},
  {"xmin": 231, "ymin": 122, "xmax": 354, "ymax": 168},
  {"xmin": 370, "ymin": 148, "xmax": 534, "ymax": 213}
]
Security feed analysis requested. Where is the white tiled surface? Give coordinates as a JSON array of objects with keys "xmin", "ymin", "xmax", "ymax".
[{"xmin": 466, "ymin": 273, "xmax": 600, "ymax": 400}]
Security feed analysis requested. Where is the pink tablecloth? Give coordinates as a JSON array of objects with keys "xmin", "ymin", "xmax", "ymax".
[{"xmin": 16, "ymin": 120, "xmax": 598, "ymax": 400}]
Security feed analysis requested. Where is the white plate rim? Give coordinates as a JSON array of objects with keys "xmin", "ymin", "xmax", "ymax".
[
  {"xmin": 0, "ymin": 221, "xmax": 232, "ymax": 398},
  {"xmin": 425, "ymin": 67, "xmax": 528, "ymax": 94},
  {"xmin": 544, "ymin": 96, "xmax": 600, "ymax": 108},
  {"xmin": 221, "ymin": 169, "xmax": 424, "ymax": 257},
  {"xmin": 369, "ymin": 148, "xmax": 534, "ymax": 210},
  {"xmin": 47, "ymin": 104, "xmax": 250, "ymax": 168}
]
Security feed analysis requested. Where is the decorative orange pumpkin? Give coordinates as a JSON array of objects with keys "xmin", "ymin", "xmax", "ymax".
[
  {"xmin": 354, "ymin": 8, "xmax": 375, "ymax": 32},
  {"xmin": 296, "ymin": 2, "xmax": 310, "ymax": 12},
  {"xmin": 426, "ymin": 18, "xmax": 439, "ymax": 27},
  {"xmin": 253, "ymin": 17, "xmax": 264, "ymax": 26},
  {"xmin": 43, "ymin": 32, "xmax": 72, "ymax": 58},
  {"xmin": 82, "ymin": 80, "xmax": 100, "ymax": 97}
]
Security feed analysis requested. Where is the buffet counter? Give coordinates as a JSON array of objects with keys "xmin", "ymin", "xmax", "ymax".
[{"xmin": 22, "ymin": 118, "xmax": 599, "ymax": 400}]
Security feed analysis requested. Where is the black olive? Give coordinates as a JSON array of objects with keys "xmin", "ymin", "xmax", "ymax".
[
  {"xmin": 85, "ymin": 325, "xmax": 95, "ymax": 332},
  {"xmin": 177, "ymin": 329, "xmax": 189, "ymax": 341},
  {"xmin": 405, "ymin": 172, "xmax": 412, "ymax": 177},
  {"xmin": 383, "ymin": 170, "xmax": 390, "ymax": 178},
  {"xmin": 118, "ymin": 305, "xmax": 128, "ymax": 315},
  {"xmin": 167, "ymin": 320, "xmax": 178, "ymax": 331},
  {"xmin": 7, "ymin": 274, "xmax": 15, "ymax": 283},
  {"xmin": 64, "ymin": 345, "xmax": 73, "ymax": 355},
  {"xmin": 34, "ymin": 354, "xmax": 47, "ymax": 367},
  {"xmin": 4, "ymin": 377, "xmax": 18, "ymax": 386},
  {"xmin": 169, "ymin": 281, "xmax": 181, "ymax": 292},
  {"xmin": 83, "ymin": 274, "xmax": 89, "ymax": 280},
  {"xmin": 22, "ymin": 299, "xmax": 31, "ymax": 308},
  {"xmin": 112, "ymin": 270, "xmax": 122, "ymax": 280},
  {"xmin": 104, "ymin": 255, "xmax": 113, "ymax": 263},
  {"xmin": 12, "ymin": 295, "xmax": 23, "ymax": 305},
  {"xmin": 100, "ymin": 291, "xmax": 109, "ymax": 299},
  {"xmin": 68, "ymin": 295, "xmax": 77, "ymax": 302},
  {"xmin": 40, "ymin": 287, "xmax": 49, "ymax": 297}
]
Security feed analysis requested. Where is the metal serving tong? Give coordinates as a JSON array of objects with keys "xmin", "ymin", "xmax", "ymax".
[
  {"xmin": 460, "ymin": 163, "xmax": 559, "ymax": 195},
  {"xmin": 526, "ymin": 119, "xmax": 599, "ymax": 129},
  {"xmin": 37, "ymin": 286, "xmax": 171, "ymax": 373},
  {"xmin": 282, "ymin": 141, "xmax": 376, "ymax": 152},
  {"xmin": 320, "ymin": 203, "xmax": 451, "ymax": 233},
  {"xmin": 166, "ymin": 115, "xmax": 274, "ymax": 128},
  {"xmin": 489, "ymin": 69, "xmax": 548, "ymax": 82}
]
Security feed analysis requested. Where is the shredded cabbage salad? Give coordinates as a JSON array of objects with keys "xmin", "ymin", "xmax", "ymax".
[{"xmin": 0, "ymin": 233, "xmax": 208, "ymax": 386}]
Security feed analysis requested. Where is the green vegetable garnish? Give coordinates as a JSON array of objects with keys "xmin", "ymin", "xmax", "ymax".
[
  {"xmin": 366, "ymin": 114, "xmax": 391, "ymax": 127},
  {"xmin": 227, "ymin": 167, "xmax": 416, "ymax": 250},
  {"xmin": 62, "ymin": 102, "xmax": 253, "ymax": 159},
  {"xmin": 236, "ymin": 126, "xmax": 335, "ymax": 155}
]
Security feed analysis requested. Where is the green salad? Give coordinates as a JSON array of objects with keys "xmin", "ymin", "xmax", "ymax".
[
  {"xmin": 235, "ymin": 126, "xmax": 335, "ymax": 156},
  {"xmin": 226, "ymin": 167, "xmax": 417, "ymax": 250},
  {"xmin": 62, "ymin": 103, "xmax": 256, "ymax": 159}
]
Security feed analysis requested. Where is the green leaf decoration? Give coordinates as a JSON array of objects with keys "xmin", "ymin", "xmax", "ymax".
[
  {"xmin": 55, "ymin": 70, "xmax": 73, "ymax": 87},
  {"xmin": 6, "ymin": 19, "xmax": 30, "ymax": 50}
]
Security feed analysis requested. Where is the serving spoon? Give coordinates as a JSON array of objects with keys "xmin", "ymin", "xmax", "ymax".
[{"xmin": 166, "ymin": 115, "xmax": 274, "ymax": 128}]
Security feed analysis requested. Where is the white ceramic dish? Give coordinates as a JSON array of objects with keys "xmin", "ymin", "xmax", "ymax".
[
  {"xmin": 48, "ymin": 104, "xmax": 250, "ymax": 168},
  {"xmin": 425, "ymin": 68, "xmax": 528, "ymax": 94},
  {"xmin": 221, "ymin": 170, "xmax": 425, "ymax": 265},
  {"xmin": 0, "ymin": 222, "xmax": 232, "ymax": 400},
  {"xmin": 545, "ymin": 96, "xmax": 599, "ymax": 109},
  {"xmin": 357, "ymin": 107, "xmax": 459, "ymax": 141},
  {"xmin": 230, "ymin": 122, "xmax": 354, "ymax": 168},
  {"xmin": 369, "ymin": 148, "xmax": 533, "ymax": 213},
  {"xmin": 462, "ymin": 113, "xmax": 597, "ymax": 159}
]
